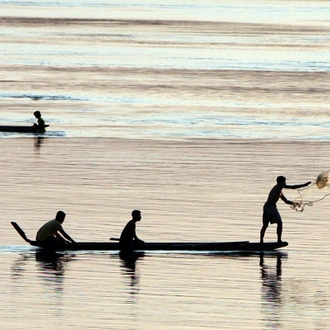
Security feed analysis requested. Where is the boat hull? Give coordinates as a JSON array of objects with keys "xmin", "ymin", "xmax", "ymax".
[
  {"xmin": 11, "ymin": 222, "xmax": 288, "ymax": 252},
  {"xmin": 28, "ymin": 239, "xmax": 288, "ymax": 252},
  {"xmin": 0, "ymin": 125, "xmax": 49, "ymax": 133}
]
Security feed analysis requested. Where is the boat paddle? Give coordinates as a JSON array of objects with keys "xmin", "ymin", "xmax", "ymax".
[{"xmin": 11, "ymin": 222, "xmax": 31, "ymax": 243}]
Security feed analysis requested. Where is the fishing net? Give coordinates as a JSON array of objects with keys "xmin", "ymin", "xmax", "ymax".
[{"xmin": 292, "ymin": 170, "xmax": 330, "ymax": 212}]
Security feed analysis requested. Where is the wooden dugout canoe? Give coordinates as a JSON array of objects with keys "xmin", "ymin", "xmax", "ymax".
[
  {"xmin": 0, "ymin": 125, "xmax": 49, "ymax": 133},
  {"xmin": 11, "ymin": 222, "xmax": 288, "ymax": 252}
]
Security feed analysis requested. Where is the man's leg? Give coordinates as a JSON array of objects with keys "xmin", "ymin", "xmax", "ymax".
[
  {"xmin": 260, "ymin": 223, "xmax": 268, "ymax": 243},
  {"xmin": 277, "ymin": 221, "xmax": 283, "ymax": 243}
]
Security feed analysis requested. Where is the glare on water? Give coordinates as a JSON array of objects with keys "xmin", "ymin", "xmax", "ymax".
[
  {"xmin": 1, "ymin": 138, "xmax": 330, "ymax": 329},
  {"xmin": 1, "ymin": 0, "xmax": 330, "ymax": 329}
]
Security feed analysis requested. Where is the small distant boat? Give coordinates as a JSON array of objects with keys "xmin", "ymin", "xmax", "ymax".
[
  {"xmin": 0, "ymin": 125, "xmax": 49, "ymax": 133},
  {"xmin": 11, "ymin": 222, "xmax": 288, "ymax": 252}
]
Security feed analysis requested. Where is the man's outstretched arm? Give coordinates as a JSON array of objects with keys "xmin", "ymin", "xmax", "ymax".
[{"xmin": 285, "ymin": 181, "xmax": 311, "ymax": 190}]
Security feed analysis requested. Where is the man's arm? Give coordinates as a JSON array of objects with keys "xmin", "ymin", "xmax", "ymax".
[
  {"xmin": 285, "ymin": 181, "xmax": 311, "ymax": 190},
  {"xmin": 130, "ymin": 221, "xmax": 144, "ymax": 243},
  {"xmin": 133, "ymin": 232, "xmax": 144, "ymax": 244},
  {"xmin": 280, "ymin": 194, "xmax": 295, "ymax": 205},
  {"xmin": 59, "ymin": 229, "xmax": 76, "ymax": 243}
]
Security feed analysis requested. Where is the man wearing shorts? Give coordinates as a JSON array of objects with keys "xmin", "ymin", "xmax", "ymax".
[{"xmin": 260, "ymin": 176, "xmax": 311, "ymax": 243}]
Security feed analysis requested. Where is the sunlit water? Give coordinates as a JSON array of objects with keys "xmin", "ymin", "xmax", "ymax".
[{"xmin": 1, "ymin": 0, "xmax": 330, "ymax": 329}]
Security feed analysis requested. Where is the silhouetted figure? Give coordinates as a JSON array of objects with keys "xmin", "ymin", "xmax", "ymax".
[
  {"xmin": 33, "ymin": 111, "xmax": 46, "ymax": 133},
  {"xmin": 260, "ymin": 176, "xmax": 311, "ymax": 243},
  {"xmin": 36, "ymin": 211, "xmax": 76, "ymax": 249},
  {"xmin": 119, "ymin": 210, "xmax": 145, "ymax": 251}
]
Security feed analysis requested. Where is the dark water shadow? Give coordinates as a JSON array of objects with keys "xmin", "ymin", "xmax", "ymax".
[
  {"xmin": 118, "ymin": 251, "xmax": 145, "ymax": 300},
  {"xmin": 260, "ymin": 252, "xmax": 283, "ymax": 298},
  {"xmin": 10, "ymin": 250, "xmax": 77, "ymax": 305},
  {"xmin": 207, "ymin": 250, "xmax": 286, "ymax": 324},
  {"xmin": 259, "ymin": 252, "xmax": 285, "ymax": 329},
  {"xmin": 35, "ymin": 250, "xmax": 76, "ymax": 273},
  {"xmin": 34, "ymin": 136, "xmax": 46, "ymax": 149},
  {"xmin": 119, "ymin": 251, "xmax": 145, "ymax": 271},
  {"xmin": 11, "ymin": 250, "xmax": 76, "ymax": 279}
]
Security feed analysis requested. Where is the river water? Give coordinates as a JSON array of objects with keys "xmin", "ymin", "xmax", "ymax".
[{"xmin": 1, "ymin": 0, "xmax": 330, "ymax": 329}]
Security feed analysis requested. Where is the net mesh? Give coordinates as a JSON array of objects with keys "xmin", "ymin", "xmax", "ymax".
[{"xmin": 292, "ymin": 170, "xmax": 330, "ymax": 212}]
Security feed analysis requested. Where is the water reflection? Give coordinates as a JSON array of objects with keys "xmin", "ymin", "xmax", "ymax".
[
  {"xmin": 12, "ymin": 251, "xmax": 75, "ymax": 281},
  {"xmin": 34, "ymin": 136, "xmax": 45, "ymax": 150},
  {"xmin": 11, "ymin": 253, "xmax": 31, "ymax": 279},
  {"xmin": 35, "ymin": 250, "xmax": 75, "ymax": 273},
  {"xmin": 35, "ymin": 251, "xmax": 74, "ymax": 298},
  {"xmin": 11, "ymin": 251, "xmax": 75, "ymax": 311},
  {"xmin": 259, "ymin": 252, "xmax": 286, "ymax": 328},
  {"xmin": 119, "ymin": 251, "xmax": 144, "ymax": 300},
  {"xmin": 120, "ymin": 251, "xmax": 144, "ymax": 271}
]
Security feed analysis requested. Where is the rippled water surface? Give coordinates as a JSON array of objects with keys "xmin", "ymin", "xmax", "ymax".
[{"xmin": 1, "ymin": 0, "xmax": 330, "ymax": 329}]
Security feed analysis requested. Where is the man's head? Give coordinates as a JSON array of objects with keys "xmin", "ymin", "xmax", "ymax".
[
  {"xmin": 55, "ymin": 210, "xmax": 66, "ymax": 223},
  {"xmin": 277, "ymin": 176, "xmax": 286, "ymax": 184},
  {"xmin": 34, "ymin": 111, "xmax": 41, "ymax": 118},
  {"xmin": 132, "ymin": 210, "xmax": 141, "ymax": 221}
]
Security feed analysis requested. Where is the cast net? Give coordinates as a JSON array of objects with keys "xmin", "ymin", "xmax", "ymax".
[{"xmin": 292, "ymin": 170, "xmax": 330, "ymax": 212}]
